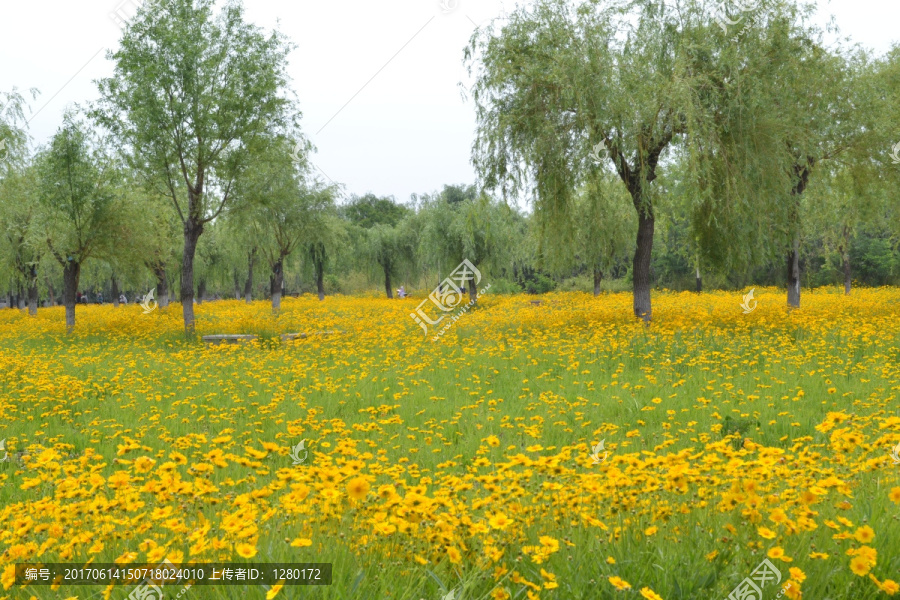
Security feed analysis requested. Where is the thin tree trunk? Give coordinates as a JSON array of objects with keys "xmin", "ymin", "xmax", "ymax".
[
  {"xmin": 384, "ymin": 266, "xmax": 393, "ymax": 299},
  {"xmin": 234, "ymin": 270, "xmax": 241, "ymax": 300},
  {"xmin": 841, "ymin": 225, "xmax": 851, "ymax": 295},
  {"xmin": 153, "ymin": 264, "xmax": 169, "ymax": 309},
  {"xmin": 695, "ymin": 266, "xmax": 702, "ymax": 293},
  {"xmin": 181, "ymin": 222, "xmax": 202, "ymax": 336},
  {"xmin": 112, "ymin": 278, "xmax": 120, "ymax": 308},
  {"xmin": 27, "ymin": 265, "xmax": 38, "ymax": 315},
  {"xmin": 271, "ymin": 258, "xmax": 284, "ymax": 313},
  {"xmin": 63, "ymin": 261, "xmax": 81, "ymax": 334},
  {"xmin": 468, "ymin": 277, "xmax": 478, "ymax": 304},
  {"xmin": 47, "ymin": 279, "xmax": 56, "ymax": 307},
  {"xmin": 197, "ymin": 279, "xmax": 206, "ymax": 305},
  {"xmin": 787, "ymin": 236, "xmax": 801, "ymax": 308},
  {"xmin": 315, "ymin": 259, "xmax": 325, "ymax": 301},
  {"xmin": 245, "ymin": 248, "xmax": 256, "ymax": 303},
  {"xmin": 593, "ymin": 266, "xmax": 602, "ymax": 297},
  {"xmin": 632, "ymin": 207, "xmax": 655, "ymax": 322}
]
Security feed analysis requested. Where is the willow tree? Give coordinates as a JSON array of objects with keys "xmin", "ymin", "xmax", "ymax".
[
  {"xmin": 536, "ymin": 171, "xmax": 634, "ymax": 296},
  {"xmin": 466, "ymin": 0, "xmax": 718, "ymax": 321},
  {"xmin": 95, "ymin": 0, "xmax": 297, "ymax": 335},
  {"xmin": 231, "ymin": 136, "xmax": 331, "ymax": 311},
  {"xmin": 37, "ymin": 115, "xmax": 122, "ymax": 332}
]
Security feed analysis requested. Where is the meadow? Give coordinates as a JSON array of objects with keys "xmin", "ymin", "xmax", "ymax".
[{"xmin": 0, "ymin": 288, "xmax": 898, "ymax": 600}]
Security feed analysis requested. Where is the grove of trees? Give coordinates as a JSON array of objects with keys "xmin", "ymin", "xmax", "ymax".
[{"xmin": 1, "ymin": 0, "xmax": 899, "ymax": 334}]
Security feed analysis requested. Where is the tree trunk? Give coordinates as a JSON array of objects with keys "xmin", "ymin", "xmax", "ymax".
[
  {"xmin": 315, "ymin": 258, "xmax": 325, "ymax": 301},
  {"xmin": 47, "ymin": 279, "xmax": 56, "ymax": 307},
  {"xmin": 593, "ymin": 267, "xmax": 603, "ymax": 297},
  {"xmin": 245, "ymin": 248, "xmax": 256, "ymax": 303},
  {"xmin": 632, "ymin": 207, "xmax": 655, "ymax": 322},
  {"xmin": 384, "ymin": 266, "xmax": 393, "ymax": 299},
  {"xmin": 153, "ymin": 264, "xmax": 169, "ymax": 309},
  {"xmin": 695, "ymin": 266, "xmax": 702, "ymax": 293},
  {"xmin": 786, "ymin": 236, "xmax": 801, "ymax": 308},
  {"xmin": 468, "ymin": 277, "xmax": 478, "ymax": 304},
  {"xmin": 27, "ymin": 265, "xmax": 38, "ymax": 316},
  {"xmin": 841, "ymin": 225, "xmax": 851, "ymax": 295},
  {"xmin": 63, "ymin": 261, "xmax": 81, "ymax": 334},
  {"xmin": 842, "ymin": 250, "xmax": 851, "ymax": 296},
  {"xmin": 197, "ymin": 279, "xmax": 206, "ymax": 305},
  {"xmin": 112, "ymin": 278, "xmax": 120, "ymax": 308},
  {"xmin": 234, "ymin": 270, "xmax": 241, "ymax": 300},
  {"xmin": 181, "ymin": 222, "xmax": 202, "ymax": 336},
  {"xmin": 271, "ymin": 258, "xmax": 284, "ymax": 313}
]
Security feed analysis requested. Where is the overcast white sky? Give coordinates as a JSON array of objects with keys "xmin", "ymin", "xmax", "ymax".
[{"xmin": 1, "ymin": 0, "xmax": 898, "ymax": 206}]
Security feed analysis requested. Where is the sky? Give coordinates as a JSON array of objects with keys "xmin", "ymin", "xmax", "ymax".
[{"xmin": 1, "ymin": 0, "xmax": 898, "ymax": 206}]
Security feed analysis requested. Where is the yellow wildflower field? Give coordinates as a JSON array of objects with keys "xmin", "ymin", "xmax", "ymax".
[{"xmin": 0, "ymin": 288, "xmax": 898, "ymax": 599}]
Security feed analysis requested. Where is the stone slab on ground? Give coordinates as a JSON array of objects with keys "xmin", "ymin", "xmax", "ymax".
[{"xmin": 202, "ymin": 334, "xmax": 258, "ymax": 345}]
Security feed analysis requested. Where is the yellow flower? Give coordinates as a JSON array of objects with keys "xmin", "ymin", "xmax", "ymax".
[
  {"xmin": 290, "ymin": 538, "xmax": 312, "ymax": 547},
  {"xmin": 640, "ymin": 588, "xmax": 664, "ymax": 600},
  {"xmin": 489, "ymin": 513, "xmax": 512, "ymax": 530},
  {"xmin": 608, "ymin": 576, "xmax": 631, "ymax": 591},
  {"xmin": 850, "ymin": 556, "xmax": 871, "ymax": 576},
  {"xmin": 644, "ymin": 526, "xmax": 658, "ymax": 536},
  {"xmin": 788, "ymin": 568, "xmax": 806, "ymax": 583},
  {"xmin": 758, "ymin": 527, "xmax": 776, "ymax": 540},
  {"xmin": 236, "ymin": 542, "xmax": 257, "ymax": 559},
  {"xmin": 346, "ymin": 477, "xmax": 370, "ymax": 501},
  {"xmin": 447, "ymin": 546, "xmax": 462, "ymax": 564},
  {"xmin": 266, "ymin": 581, "xmax": 285, "ymax": 599},
  {"xmin": 854, "ymin": 525, "xmax": 875, "ymax": 544},
  {"xmin": 889, "ymin": 487, "xmax": 900, "ymax": 504}
]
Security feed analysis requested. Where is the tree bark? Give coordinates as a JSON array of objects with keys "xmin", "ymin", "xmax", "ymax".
[
  {"xmin": 181, "ymin": 221, "xmax": 202, "ymax": 336},
  {"xmin": 468, "ymin": 277, "xmax": 478, "ymax": 304},
  {"xmin": 593, "ymin": 267, "xmax": 603, "ymax": 297},
  {"xmin": 245, "ymin": 248, "xmax": 256, "ymax": 303},
  {"xmin": 786, "ymin": 236, "xmax": 801, "ymax": 308},
  {"xmin": 234, "ymin": 270, "xmax": 241, "ymax": 300},
  {"xmin": 271, "ymin": 258, "xmax": 284, "ymax": 313},
  {"xmin": 315, "ymin": 258, "xmax": 325, "ymax": 301},
  {"xmin": 47, "ymin": 279, "xmax": 56, "ymax": 307},
  {"xmin": 695, "ymin": 266, "xmax": 702, "ymax": 293},
  {"xmin": 153, "ymin": 264, "xmax": 169, "ymax": 309},
  {"xmin": 63, "ymin": 261, "xmax": 81, "ymax": 334},
  {"xmin": 841, "ymin": 225, "xmax": 851, "ymax": 295},
  {"xmin": 197, "ymin": 279, "xmax": 206, "ymax": 305},
  {"xmin": 632, "ymin": 207, "xmax": 655, "ymax": 322},
  {"xmin": 112, "ymin": 277, "xmax": 120, "ymax": 308},
  {"xmin": 384, "ymin": 265, "xmax": 393, "ymax": 299},
  {"xmin": 27, "ymin": 265, "xmax": 38, "ymax": 316}
]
